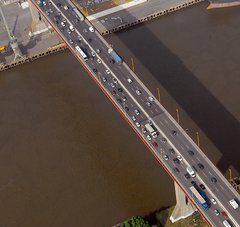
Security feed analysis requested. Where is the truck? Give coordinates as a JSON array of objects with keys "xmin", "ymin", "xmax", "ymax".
[
  {"xmin": 190, "ymin": 186, "xmax": 209, "ymax": 210},
  {"xmin": 186, "ymin": 166, "xmax": 196, "ymax": 178},
  {"xmin": 145, "ymin": 123, "xmax": 157, "ymax": 138},
  {"xmin": 229, "ymin": 199, "xmax": 239, "ymax": 209},
  {"xmin": 108, "ymin": 48, "xmax": 123, "ymax": 64}
]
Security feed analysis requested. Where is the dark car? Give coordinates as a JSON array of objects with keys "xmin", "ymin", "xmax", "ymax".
[
  {"xmin": 125, "ymin": 106, "xmax": 129, "ymax": 111},
  {"xmin": 198, "ymin": 163, "xmax": 204, "ymax": 170},
  {"xmin": 173, "ymin": 158, "xmax": 180, "ymax": 164},
  {"xmin": 199, "ymin": 184, "xmax": 206, "ymax": 190},
  {"xmin": 93, "ymin": 68, "xmax": 98, "ymax": 73},
  {"xmin": 221, "ymin": 211, "xmax": 228, "ymax": 217},
  {"xmin": 172, "ymin": 130, "xmax": 177, "ymax": 135},
  {"xmin": 185, "ymin": 173, "xmax": 190, "ymax": 179},
  {"xmin": 191, "ymin": 181, "xmax": 197, "ymax": 186},
  {"xmin": 173, "ymin": 167, "xmax": 179, "ymax": 173},
  {"xmin": 188, "ymin": 150, "xmax": 194, "ymax": 156},
  {"xmin": 118, "ymin": 88, "xmax": 123, "ymax": 92},
  {"xmin": 152, "ymin": 142, "xmax": 158, "ymax": 148},
  {"xmin": 211, "ymin": 177, "xmax": 217, "ymax": 183},
  {"xmin": 112, "ymin": 90, "xmax": 116, "ymax": 96},
  {"xmin": 117, "ymin": 98, "xmax": 122, "ymax": 104},
  {"xmin": 169, "ymin": 148, "xmax": 175, "ymax": 155}
]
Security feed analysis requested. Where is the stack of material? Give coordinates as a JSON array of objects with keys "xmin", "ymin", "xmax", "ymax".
[{"xmin": 207, "ymin": 0, "xmax": 240, "ymax": 9}]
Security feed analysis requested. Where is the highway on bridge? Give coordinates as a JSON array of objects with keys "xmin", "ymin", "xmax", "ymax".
[{"xmin": 31, "ymin": 0, "xmax": 240, "ymax": 226}]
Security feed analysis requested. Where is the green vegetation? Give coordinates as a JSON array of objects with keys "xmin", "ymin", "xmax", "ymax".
[
  {"xmin": 121, "ymin": 216, "xmax": 150, "ymax": 227},
  {"xmin": 156, "ymin": 206, "xmax": 208, "ymax": 227}
]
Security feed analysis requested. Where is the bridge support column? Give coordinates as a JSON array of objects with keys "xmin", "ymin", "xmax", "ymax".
[
  {"xmin": 170, "ymin": 182, "xmax": 197, "ymax": 223},
  {"xmin": 28, "ymin": 0, "xmax": 50, "ymax": 36}
]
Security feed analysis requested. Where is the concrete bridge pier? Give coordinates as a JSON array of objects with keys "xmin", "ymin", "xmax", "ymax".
[
  {"xmin": 28, "ymin": 0, "xmax": 50, "ymax": 36},
  {"xmin": 170, "ymin": 182, "xmax": 197, "ymax": 223}
]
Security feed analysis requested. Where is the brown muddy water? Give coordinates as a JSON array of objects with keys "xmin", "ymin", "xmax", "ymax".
[{"xmin": 0, "ymin": 1, "xmax": 239, "ymax": 226}]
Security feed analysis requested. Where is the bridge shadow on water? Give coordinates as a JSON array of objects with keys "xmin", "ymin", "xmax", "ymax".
[{"xmin": 103, "ymin": 4, "xmax": 240, "ymax": 175}]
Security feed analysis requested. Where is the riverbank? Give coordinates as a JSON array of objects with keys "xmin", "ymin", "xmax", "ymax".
[{"xmin": 0, "ymin": 0, "xmax": 204, "ymax": 71}]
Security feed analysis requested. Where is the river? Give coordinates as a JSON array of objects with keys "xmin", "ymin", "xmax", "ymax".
[{"xmin": 0, "ymin": 1, "xmax": 239, "ymax": 226}]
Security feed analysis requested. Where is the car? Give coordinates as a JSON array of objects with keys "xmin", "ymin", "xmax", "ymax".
[
  {"xmin": 118, "ymin": 88, "xmax": 123, "ymax": 92},
  {"xmin": 134, "ymin": 109, "xmax": 140, "ymax": 115},
  {"xmin": 214, "ymin": 209, "xmax": 220, "ymax": 216},
  {"xmin": 88, "ymin": 38, "xmax": 92, "ymax": 42},
  {"xmin": 169, "ymin": 148, "xmax": 175, "ymax": 155},
  {"xmin": 177, "ymin": 155, "xmax": 182, "ymax": 161},
  {"xmin": 221, "ymin": 211, "xmax": 228, "ymax": 217},
  {"xmin": 146, "ymin": 102, "xmax": 151, "ymax": 107},
  {"xmin": 211, "ymin": 177, "xmax": 217, "ymax": 183},
  {"xmin": 112, "ymin": 90, "xmax": 116, "ymax": 96},
  {"xmin": 142, "ymin": 127, "xmax": 147, "ymax": 134},
  {"xmin": 161, "ymin": 137, "xmax": 167, "ymax": 143},
  {"xmin": 93, "ymin": 69, "xmax": 98, "ymax": 73},
  {"xmin": 122, "ymin": 96, "xmax": 127, "ymax": 102},
  {"xmin": 110, "ymin": 83, "xmax": 115, "ymax": 88},
  {"xmin": 132, "ymin": 116, "xmax": 136, "ymax": 122},
  {"xmin": 125, "ymin": 106, "xmax": 129, "ymax": 111},
  {"xmin": 97, "ymin": 58, "xmax": 102, "ymax": 64},
  {"xmin": 89, "ymin": 26, "xmax": 94, "ymax": 32},
  {"xmin": 127, "ymin": 78, "xmax": 133, "ymax": 83},
  {"xmin": 45, "ymin": 11, "xmax": 50, "ymax": 15},
  {"xmin": 69, "ymin": 25, "xmax": 75, "ymax": 31},
  {"xmin": 78, "ymin": 35, "xmax": 82, "ymax": 41},
  {"xmin": 113, "ymin": 78, "xmax": 118, "ymax": 84},
  {"xmin": 62, "ymin": 18, "xmax": 66, "ymax": 23},
  {"xmin": 136, "ymin": 90, "xmax": 141, "ymax": 95},
  {"xmin": 185, "ymin": 173, "xmax": 190, "ymax": 179},
  {"xmin": 56, "ymin": 3, "xmax": 61, "ymax": 7},
  {"xmin": 147, "ymin": 135, "xmax": 152, "ymax": 141},
  {"xmin": 67, "ymin": 29, "xmax": 71, "ymax": 34},
  {"xmin": 199, "ymin": 184, "xmax": 205, "ymax": 190},
  {"xmin": 91, "ymin": 51, "xmax": 96, "ymax": 57},
  {"xmin": 102, "ymin": 77, "xmax": 107, "ymax": 82},
  {"xmin": 211, "ymin": 198, "xmax": 217, "ymax": 205},
  {"xmin": 197, "ymin": 163, "xmax": 204, "ymax": 170},
  {"xmin": 163, "ymin": 154, "xmax": 169, "ymax": 161},
  {"xmin": 187, "ymin": 150, "xmax": 194, "ymax": 156},
  {"xmin": 49, "ymin": 8, "xmax": 53, "ymax": 13},
  {"xmin": 148, "ymin": 96, "xmax": 154, "ymax": 102},
  {"xmin": 136, "ymin": 122, "xmax": 140, "ymax": 127},
  {"xmin": 63, "ymin": 5, "xmax": 68, "ymax": 10},
  {"xmin": 172, "ymin": 130, "xmax": 177, "ymax": 135},
  {"xmin": 48, "ymin": 1, "xmax": 52, "ymax": 4},
  {"xmin": 106, "ymin": 69, "xmax": 110, "ymax": 74},
  {"xmin": 57, "ymin": 11, "xmax": 61, "ymax": 15},
  {"xmin": 96, "ymin": 48, "xmax": 101, "ymax": 54},
  {"xmin": 42, "ymin": 1, "xmax": 46, "ymax": 6},
  {"xmin": 191, "ymin": 181, "xmax": 197, "ymax": 186},
  {"xmin": 173, "ymin": 158, "xmax": 180, "ymax": 164},
  {"xmin": 173, "ymin": 167, "xmax": 179, "ymax": 173},
  {"xmin": 116, "ymin": 98, "xmax": 121, "ymax": 103},
  {"xmin": 152, "ymin": 142, "xmax": 158, "ymax": 148},
  {"xmin": 69, "ymin": 39, "xmax": 73, "ymax": 44},
  {"xmin": 83, "ymin": 28, "xmax": 88, "ymax": 33}
]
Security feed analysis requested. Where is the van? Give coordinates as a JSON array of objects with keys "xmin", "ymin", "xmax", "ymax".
[
  {"xmin": 223, "ymin": 220, "xmax": 232, "ymax": 227},
  {"xmin": 229, "ymin": 199, "xmax": 238, "ymax": 209},
  {"xmin": 186, "ymin": 166, "xmax": 195, "ymax": 178}
]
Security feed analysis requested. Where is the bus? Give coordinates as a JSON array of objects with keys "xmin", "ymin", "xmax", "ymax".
[
  {"xmin": 75, "ymin": 46, "xmax": 88, "ymax": 61},
  {"xmin": 145, "ymin": 123, "xmax": 157, "ymax": 138},
  {"xmin": 189, "ymin": 186, "xmax": 209, "ymax": 210}
]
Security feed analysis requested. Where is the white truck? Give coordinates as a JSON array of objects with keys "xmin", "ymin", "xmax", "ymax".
[
  {"xmin": 145, "ymin": 123, "xmax": 157, "ymax": 138},
  {"xmin": 229, "ymin": 199, "xmax": 239, "ymax": 209},
  {"xmin": 186, "ymin": 166, "xmax": 196, "ymax": 178}
]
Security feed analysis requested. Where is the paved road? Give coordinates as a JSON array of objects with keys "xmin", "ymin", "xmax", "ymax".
[{"xmin": 31, "ymin": 0, "xmax": 240, "ymax": 226}]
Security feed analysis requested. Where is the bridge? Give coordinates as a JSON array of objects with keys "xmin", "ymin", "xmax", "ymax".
[{"xmin": 29, "ymin": 0, "xmax": 240, "ymax": 226}]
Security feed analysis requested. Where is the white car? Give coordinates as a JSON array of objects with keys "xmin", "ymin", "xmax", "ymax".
[
  {"xmin": 112, "ymin": 78, "xmax": 118, "ymax": 84},
  {"xmin": 110, "ymin": 83, "xmax": 115, "ymax": 88},
  {"xmin": 127, "ymin": 78, "xmax": 132, "ymax": 83},
  {"xmin": 106, "ymin": 69, "xmax": 110, "ymax": 74},
  {"xmin": 91, "ymin": 51, "xmax": 96, "ymax": 57},
  {"xmin": 132, "ymin": 116, "xmax": 136, "ymax": 122},
  {"xmin": 211, "ymin": 198, "xmax": 217, "ymax": 205},
  {"xmin": 63, "ymin": 5, "xmax": 68, "ymax": 10},
  {"xmin": 61, "ymin": 22, "xmax": 65, "ymax": 27},
  {"xmin": 134, "ymin": 109, "xmax": 140, "ymax": 115},
  {"xmin": 163, "ymin": 154, "xmax": 169, "ymax": 161},
  {"xmin": 148, "ymin": 96, "xmax": 154, "ymax": 102},
  {"xmin": 136, "ymin": 90, "xmax": 141, "ymax": 95},
  {"xmin": 135, "ymin": 122, "xmax": 140, "ymax": 127},
  {"xmin": 97, "ymin": 59, "xmax": 102, "ymax": 64},
  {"xmin": 147, "ymin": 135, "xmax": 152, "ymax": 141},
  {"xmin": 177, "ymin": 155, "xmax": 183, "ymax": 161},
  {"xmin": 102, "ymin": 77, "xmax": 107, "ymax": 82},
  {"xmin": 89, "ymin": 26, "xmax": 94, "ymax": 32},
  {"xmin": 69, "ymin": 25, "xmax": 75, "ymax": 31}
]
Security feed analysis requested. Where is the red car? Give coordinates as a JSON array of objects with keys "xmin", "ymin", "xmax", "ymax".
[
  {"xmin": 152, "ymin": 142, "xmax": 158, "ymax": 148},
  {"xmin": 221, "ymin": 211, "xmax": 228, "ymax": 218}
]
